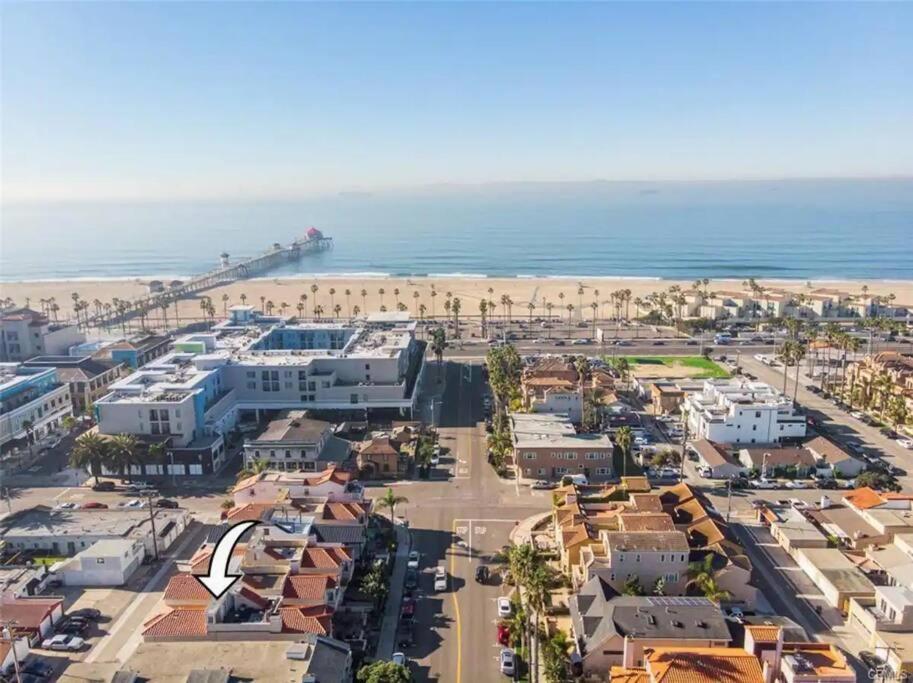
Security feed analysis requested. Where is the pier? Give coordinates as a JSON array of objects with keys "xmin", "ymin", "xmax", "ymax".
[{"xmin": 83, "ymin": 229, "xmax": 332, "ymax": 329}]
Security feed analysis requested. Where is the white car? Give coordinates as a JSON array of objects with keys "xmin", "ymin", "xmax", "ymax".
[
  {"xmin": 531, "ymin": 480, "xmax": 555, "ymax": 490},
  {"xmin": 897, "ymin": 438, "xmax": 913, "ymax": 449},
  {"xmin": 429, "ymin": 454, "xmax": 440, "ymax": 466},
  {"xmin": 785, "ymin": 480, "xmax": 808, "ymax": 489},
  {"xmin": 392, "ymin": 652, "xmax": 407, "ymax": 667},
  {"xmin": 751, "ymin": 478, "xmax": 778, "ymax": 490},
  {"xmin": 42, "ymin": 634, "xmax": 84, "ymax": 651},
  {"xmin": 850, "ymin": 411, "xmax": 866, "ymax": 420},
  {"xmin": 407, "ymin": 551, "xmax": 420, "ymax": 570},
  {"xmin": 119, "ymin": 498, "xmax": 145, "ymax": 508},
  {"xmin": 789, "ymin": 498, "xmax": 810, "ymax": 509},
  {"xmin": 434, "ymin": 566, "xmax": 448, "ymax": 592},
  {"xmin": 54, "ymin": 502, "xmax": 79, "ymax": 510},
  {"xmin": 499, "ymin": 649, "xmax": 516, "ymax": 676},
  {"xmin": 497, "ymin": 596, "xmax": 513, "ymax": 618}
]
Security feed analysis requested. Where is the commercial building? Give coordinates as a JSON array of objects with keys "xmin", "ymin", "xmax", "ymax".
[
  {"xmin": 0, "ymin": 308, "xmax": 85, "ymax": 362},
  {"xmin": 93, "ymin": 312, "xmax": 425, "ymax": 477},
  {"xmin": 243, "ymin": 411, "xmax": 351, "ymax": 472},
  {"xmin": 0, "ymin": 595, "xmax": 64, "ymax": 646},
  {"xmin": 794, "ymin": 547, "xmax": 875, "ymax": 613},
  {"xmin": 56, "ymin": 538, "xmax": 145, "ymax": 586},
  {"xmin": 0, "ymin": 506, "xmax": 189, "ymax": 559},
  {"xmin": 96, "ymin": 334, "xmax": 172, "ymax": 369},
  {"xmin": 22, "ymin": 355, "xmax": 125, "ymax": 414},
  {"xmin": 684, "ymin": 379, "xmax": 807, "ymax": 444},
  {"xmin": 0, "ymin": 363, "xmax": 72, "ymax": 451},
  {"xmin": 510, "ymin": 413, "xmax": 614, "ymax": 482}
]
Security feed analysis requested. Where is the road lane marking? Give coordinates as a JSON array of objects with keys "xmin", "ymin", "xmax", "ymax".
[
  {"xmin": 53, "ymin": 488, "xmax": 71, "ymax": 500},
  {"xmin": 450, "ymin": 518, "xmax": 463, "ymax": 683}
]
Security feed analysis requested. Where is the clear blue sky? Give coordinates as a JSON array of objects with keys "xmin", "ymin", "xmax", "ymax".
[{"xmin": 2, "ymin": 2, "xmax": 911, "ymax": 201}]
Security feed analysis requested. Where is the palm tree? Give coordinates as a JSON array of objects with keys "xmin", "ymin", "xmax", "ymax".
[
  {"xmin": 240, "ymin": 293, "xmax": 248, "ymax": 307},
  {"xmin": 310, "ymin": 284, "xmax": 319, "ymax": 315},
  {"xmin": 545, "ymin": 303, "xmax": 554, "ymax": 339},
  {"xmin": 393, "ymin": 288, "xmax": 400, "ymax": 307},
  {"xmin": 158, "ymin": 298, "xmax": 169, "ymax": 331},
  {"xmin": 70, "ymin": 432, "xmax": 111, "ymax": 485},
  {"xmin": 452, "ymin": 297, "xmax": 462, "ymax": 338},
  {"xmin": 20, "ymin": 419, "xmax": 36, "ymax": 460},
  {"xmin": 376, "ymin": 487, "xmax": 408, "ymax": 524},
  {"xmin": 792, "ymin": 341, "xmax": 807, "ymax": 404},
  {"xmin": 239, "ymin": 457, "xmax": 270, "ymax": 479},
  {"xmin": 699, "ymin": 577, "xmax": 731, "ymax": 604},
  {"xmin": 686, "ymin": 553, "xmax": 716, "ymax": 593},
  {"xmin": 378, "ymin": 288, "xmax": 386, "ymax": 309},
  {"xmin": 329, "ymin": 288, "xmax": 336, "ymax": 312},
  {"xmin": 345, "ymin": 289, "xmax": 352, "ymax": 316},
  {"xmin": 412, "ymin": 290, "xmax": 420, "ymax": 317},
  {"xmin": 297, "ymin": 302, "xmax": 305, "ymax": 318},
  {"xmin": 430, "ymin": 327, "xmax": 447, "ymax": 382},
  {"xmin": 565, "ymin": 303, "xmax": 574, "ymax": 339},
  {"xmin": 352, "ymin": 305, "xmax": 361, "ymax": 319},
  {"xmin": 479, "ymin": 299, "xmax": 489, "ymax": 338},
  {"xmin": 222, "ymin": 293, "xmax": 230, "ymax": 316},
  {"xmin": 334, "ymin": 304, "xmax": 342, "ymax": 319},
  {"xmin": 616, "ymin": 426, "xmax": 633, "ymax": 477},
  {"xmin": 590, "ymin": 302, "xmax": 598, "ymax": 338},
  {"xmin": 360, "ymin": 288, "xmax": 368, "ymax": 312},
  {"xmin": 109, "ymin": 433, "xmax": 140, "ymax": 481}
]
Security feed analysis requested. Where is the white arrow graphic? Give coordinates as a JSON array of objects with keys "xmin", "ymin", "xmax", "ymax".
[{"xmin": 195, "ymin": 520, "xmax": 259, "ymax": 599}]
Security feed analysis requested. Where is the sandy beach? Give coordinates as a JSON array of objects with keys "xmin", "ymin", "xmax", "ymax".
[{"xmin": 2, "ymin": 276, "xmax": 912, "ymax": 331}]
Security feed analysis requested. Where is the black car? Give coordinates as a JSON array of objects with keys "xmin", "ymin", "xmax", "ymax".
[
  {"xmin": 398, "ymin": 622, "xmax": 416, "ymax": 648},
  {"xmin": 57, "ymin": 620, "xmax": 88, "ymax": 636},
  {"xmin": 404, "ymin": 569, "xmax": 419, "ymax": 590},
  {"xmin": 155, "ymin": 498, "xmax": 179, "ymax": 509},
  {"xmin": 21, "ymin": 660, "xmax": 55, "ymax": 678},
  {"xmin": 92, "ymin": 481, "xmax": 116, "ymax": 492},
  {"xmin": 859, "ymin": 651, "xmax": 884, "ymax": 670},
  {"xmin": 475, "ymin": 565, "xmax": 490, "ymax": 583},
  {"xmin": 68, "ymin": 607, "xmax": 102, "ymax": 620},
  {"xmin": 816, "ymin": 479, "xmax": 838, "ymax": 490}
]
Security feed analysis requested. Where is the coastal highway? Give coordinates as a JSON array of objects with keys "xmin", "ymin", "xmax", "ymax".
[{"xmin": 441, "ymin": 339, "xmax": 913, "ymax": 359}]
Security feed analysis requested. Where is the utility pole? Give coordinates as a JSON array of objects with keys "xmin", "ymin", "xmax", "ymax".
[
  {"xmin": 145, "ymin": 492, "xmax": 159, "ymax": 561},
  {"xmin": 679, "ymin": 408, "xmax": 690, "ymax": 482},
  {"xmin": 1, "ymin": 621, "xmax": 23, "ymax": 683},
  {"xmin": 726, "ymin": 476, "xmax": 734, "ymax": 523}
]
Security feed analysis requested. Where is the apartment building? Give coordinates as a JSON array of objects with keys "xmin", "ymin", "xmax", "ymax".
[
  {"xmin": 0, "ymin": 308, "xmax": 85, "ymax": 362},
  {"xmin": 0, "ymin": 363, "xmax": 72, "ymax": 450},
  {"xmin": 684, "ymin": 379, "xmax": 807, "ymax": 444},
  {"xmin": 96, "ymin": 334, "xmax": 171, "ymax": 369},
  {"xmin": 510, "ymin": 412, "xmax": 614, "ymax": 482},
  {"xmin": 22, "ymin": 355, "xmax": 125, "ymax": 414}
]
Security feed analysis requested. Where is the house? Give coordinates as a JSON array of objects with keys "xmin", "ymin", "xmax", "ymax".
[
  {"xmin": 356, "ymin": 434, "xmax": 404, "ymax": 479},
  {"xmin": 804, "ymin": 436, "xmax": 866, "ymax": 477},
  {"xmin": 232, "ymin": 466, "xmax": 358, "ymax": 505},
  {"xmin": 691, "ymin": 439, "xmax": 746, "ymax": 479},
  {"xmin": 285, "ymin": 634, "xmax": 353, "ymax": 683},
  {"xmin": 0, "ymin": 595, "xmax": 64, "ymax": 646},
  {"xmin": 794, "ymin": 547, "xmax": 875, "ymax": 613},
  {"xmin": 739, "ymin": 444, "xmax": 817, "ymax": 478},
  {"xmin": 56, "ymin": 538, "xmax": 145, "ymax": 586},
  {"xmin": 649, "ymin": 382, "xmax": 685, "ymax": 416},
  {"xmin": 568, "ymin": 587, "xmax": 731, "ymax": 673},
  {"xmin": 243, "ymin": 411, "xmax": 352, "ymax": 473},
  {"xmin": 577, "ymin": 529, "xmax": 690, "ymax": 595},
  {"xmin": 96, "ymin": 334, "xmax": 171, "ymax": 369},
  {"xmin": 763, "ymin": 506, "xmax": 829, "ymax": 557},
  {"xmin": 611, "ymin": 647, "xmax": 765, "ymax": 683}
]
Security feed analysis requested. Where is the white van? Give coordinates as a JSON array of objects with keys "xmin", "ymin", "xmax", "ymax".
[{"xmin": 562, "ymin": 473, "xmax": 589, "ymax": 486}]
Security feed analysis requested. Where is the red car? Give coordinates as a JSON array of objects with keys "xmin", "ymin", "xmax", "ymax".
[
  {"xmin": 400, "ymin": 597, "xmax": 415, "ymax": 620},
  {"xmin": 82, "ymin": 502, "xmax": 109, "ymax": 509},
  {"xmin": 497, "ymin": 622, "xmax": 510, "ymax": 646}
]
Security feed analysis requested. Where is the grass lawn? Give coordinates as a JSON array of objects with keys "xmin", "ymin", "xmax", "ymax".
[
  {"xmin": 32, "ymin": 556, "xmax": 68, "ymax": 566},
  {"xmin": 620, "ymin": 355, "xmax": 729, "ymax": 380}
]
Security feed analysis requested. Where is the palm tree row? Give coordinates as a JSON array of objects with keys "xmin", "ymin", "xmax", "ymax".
[{"xmin": 69, "ymin": 432, "xmax": 167, "ymax": 484}]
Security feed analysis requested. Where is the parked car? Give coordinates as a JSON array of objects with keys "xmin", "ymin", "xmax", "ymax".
[
  {"xmin": 434, "ymin": 566, "xmax": 448, "ymax": 592},
  {"xmin": 497, "ymin": 622, "xmax": 510, "ymax": 646},
  {"xmin": 407, "ymin": 551, "xmax": 420, "ymax": 570},
  {"xmin": 56, "ymin": 619, "xmax": 88, "ymax": 636},
  {"xmin": 125, "ymin": 482, "xmax": 155, "ymax": 492},
  {"xmin": 530, "ymin": 480, "xmax": 555, "ymax": 490},
  {"xmin": 751, "ymin": 478, "xmax": 778, "ymax": 490},
  {"xmin": 497, "ymin": 597, "xmax": 513, "ymax": 618},
  {"xmin": 392, "ymin": 652, "xmax": 407, "ymax": 667},
  {"xmin": 54, "ymin": 502, "xmax": 79, "ymax": 510},
  {"xmin": 91, "ymin": 481, "xmax": 116, "ymax": 492},
  {"xmin": 475, "ymin": 565, "xmax": 490, "ymax": 583},
  {"xmin": 119, "ymin": 499, "xmax": 145, "ymax": 508},
  {"xmin": 785, "ymin": 480, "xmax": 808, "ymax": 489},
  {"xmin": 499, "ymin": 649, "xmax": 516, "ymax": 677},
  {"xmin": 400, "ymin": 596, "xmax": 416, "ymax": 620},
  {"xmin": 816, "ymin": 479, "xmax": 838, "ymax": 490},
  {"xmin": 552, "ymin": 340, "xmax": 565, "ymax": 346},
  {"xmin": 155, "ymin": 498, "xmax": 179, "ymax": 509},
  {"xmin": 398, "ymin": 622, "xmax": 415, "ymax": 648},
  {"xmin": 81, "ymin": 501, "xmax": 108, "ymax": 509},
  {"xmin": 404, "ymin": 569, "xmax": 419, "ymax": 590},
  {"xmin": 429, "ymin": 453, "xmax": 440, "ymax": 466},
  {"xmin": 68, "ymin": 608, "xmax": 101, "ymax": 620},
  {"xmin": 859, "ymin": 651, "xmax": 884, "ymax": 670},
  {"xmin": 41, "ymin": 634, "xmax": 84, "ymax": 652},
  {"xmin": 897, "ymin": 438, "xmax": 913, "ymax": 449}
]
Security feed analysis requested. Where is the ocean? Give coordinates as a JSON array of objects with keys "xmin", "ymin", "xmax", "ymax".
[{"xmin": 1, "ymin": 179, "xmax": 911, "ymax": 282}]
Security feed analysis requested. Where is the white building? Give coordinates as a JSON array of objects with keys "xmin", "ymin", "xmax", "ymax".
[
  {"xmin": 0, "ymin": 308, "xmax": 85, "ymax": 362},
  {"xmin": 94, "ymin": 312, "xmax": 426, "ymax": 472},
  {"xmin": 57, "ymin": 538, "xmax": 145, "ymax": 586},
  {"xmin": 0, "ymin": 363, "xmax": 72, "ymax": 450},
  {"xmin": 684, "ymin": 379, "xmax": 806, "ymax": 445}
]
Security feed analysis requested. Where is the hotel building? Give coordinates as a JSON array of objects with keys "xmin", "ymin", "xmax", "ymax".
[{"xmin": 0, "ymin": 363, "xmax": 73, "ymax": 451}]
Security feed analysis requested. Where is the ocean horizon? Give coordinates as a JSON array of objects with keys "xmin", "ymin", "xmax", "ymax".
[{"xmin": 2, "ymin": 178, "xmax": 912, "ymax": 283}]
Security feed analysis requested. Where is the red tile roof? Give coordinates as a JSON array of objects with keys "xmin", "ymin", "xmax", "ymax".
[
  {"xmin": 226, "ymin": 503, "xmax": 273, "ymax": 522},
  {"xmin": 322, "ymin": 502, "xmax": 368, "ymax": 522},
  {"xmin": 301, "ymin": 546, "xmax": 351, "ymax": 570},
  {"xmin": 278, "ymin": 606, "xmax": 333, "ymax": 635},
  {"xmin": 163, "ymin": 573, "xmax": 212, "ymax": 603},
  {"xmin": 142, "ymin": 608, "xmax": 208, "ymax": 638},
  {"xmin": 282, "ymin": 574, "xmax": 337, "ymax": 601}
]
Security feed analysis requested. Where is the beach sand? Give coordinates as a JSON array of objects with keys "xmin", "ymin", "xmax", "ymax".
[{"xmin": 1, "ymin": 276, "xmax": 911, "ymax": 329}]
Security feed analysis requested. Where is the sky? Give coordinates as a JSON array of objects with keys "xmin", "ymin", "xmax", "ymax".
[{"xmin": 1, "ymin": 2, "xmax": 912, "ymax": 202}]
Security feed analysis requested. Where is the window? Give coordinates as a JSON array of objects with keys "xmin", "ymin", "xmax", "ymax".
[
  {"xmin": 596, "ymin": 467, "xmax": 611, "ymax": 475},
  {"xmin": 524, "ymin": 453, "xmax": 537, "ymax": 460},
  {"xmin": 189, "ymin": 464, "xmax": 203, "ymax": 475},
  {"xmin": 755, "ymin": 411, "xmax": 762, "ymax": 418},
  {"xmin": 96, "ymin": 558, "xmax": 105, "ymax": 564},
  {"xmin": 247, "ymin": 371, "xmax": 255, "ymax": 378},
  {"xmin": 350, "ymin": 394, "xmax": 359, "ymax": 404}
]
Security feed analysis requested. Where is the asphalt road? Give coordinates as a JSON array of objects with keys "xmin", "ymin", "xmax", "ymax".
[{"xmin": 380, "ymin": 361, "xmax": 549, "ymax": 683}]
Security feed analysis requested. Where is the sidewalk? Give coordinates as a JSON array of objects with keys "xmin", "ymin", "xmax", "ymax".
[
  {"xmin": 375, "ymin": 521, "xmax": 411, "ymax": 660},
  {"xmin": 509, "ymin": 511, "xmax": 552, "ymax": 547}
]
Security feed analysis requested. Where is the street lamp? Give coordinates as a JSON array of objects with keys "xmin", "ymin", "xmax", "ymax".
[{"xmin": 1, "ymin": 621, "xmax": 22, "ymax": 683}]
